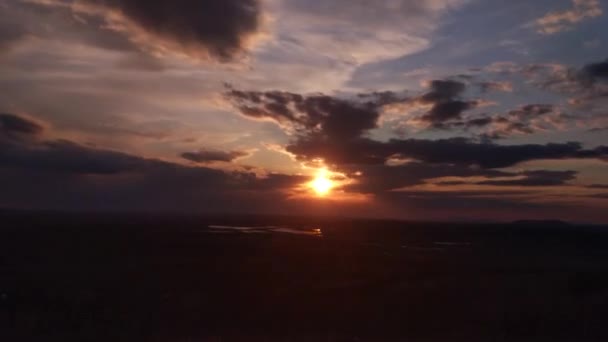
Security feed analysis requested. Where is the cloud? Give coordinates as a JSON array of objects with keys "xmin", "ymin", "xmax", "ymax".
[
  {"xmin": 27, "ymin": 0, "xmax": 263, "ymax": 61},
  {"xmin": 420, "ymin": 80, "xmax": 466, "ymax": 102},
  {"xmin": 478, "ymin": 81, "xmax": 513, "ymax": 93},
  {"xmin": 587, "ymin": 184, "xmax": 608, "ymax": 189},
  {"xmin": 292, "ymin": 79, "xmax": 481, "ymax": 131},
  {"xmin": 372, "ymin": 139, "xmax": 605, "ymax": 169},
  {"xmin": 422, "ymin": 100, "xmax": 475, "ymax": 125},
  {"xmin": 0, "ymin": 113, "xmax": 44, "ymax": 139},
  {"xmin": 226, "ymin": 88, "xmax": 406, "ymax": 139},
  {"xmin": 0, "ymin": 8, "xmax": 26, "ymax": 50},
  {"xmin": 287, "ymin": 135, "xmax": 608, "ymax": 169},
  {"xmin": 0, "ymin": 1, "xmax": 140, "ymax": 53},
  {"xmin": 228, "ymin": 88, "xmax": 608, "ymax": 169},
  {"xmin": 579, "ymin": 58, "xmax": 608, "ymax": 86},
  {"xmin": 0, "ymin": 114, "xmax": 310, "ymax": 213},
  {"xmin": 540, "ymin": 58, "xmax": 608, "ymax": 93},
  {"xmin": 1, "ymin": 3, "xmax": 607, "ymax": 222},
  {"xmin": 525, "ymin": 58, "xmax": 608, "ymax": 109},
  {"xmin": 508, "ymin": 104, "xmax": 555, "ymax": 118},
  {"xmin": 1, "ymin": 138, "xmax": 158, "ymax": 175},
  {"xmin": 589, "ymin": 126, "xmax": 608, "ymax": 132},
  {"xmin": 416, "ymin": 80, "xmax": 478, "ymax": 126},
  {"xmin": 181, "ymin": 149, "xmax": 250, "ymax": 163},
  {"xmin": 340, "ymin": 162, "xmax": 512, "ymax": 194},
  {"xmin": 245, "ymin": 0, "xmax": 470, "ymax": 92},
  {"xmin": 476, "ymin": 170, "xmax": 578, "ymax": 187},
  {"xmin": 462, "ymin": 117, "xmax": 494, "ymax": 128},
  {"xmin": 419, "ymin": 85, "xmax": 570, "ymax": 138},
  {"xmin": 0, "ymin": 113, "xmax": 221, "ymax": 175},
  {"xmin": 272, "ymin": 0, "xmax": 467, "ymax": 65},
  {"xmin": 481, "ymin": 104, "xmax": 566, "ymax": 139},
  {"xmin": 535, "ymin": 0, "xmax": 602, "ymax": 35},
  {"xmin": 0, "ymin": 115, "xmax": 604, "ymax": 222},
  {"xmin": 0, "ymin": 161, "xmax": 306, "ymax": 214}
]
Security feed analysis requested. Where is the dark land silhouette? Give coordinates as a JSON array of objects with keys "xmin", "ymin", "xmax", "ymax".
[{"xmin": 2, "ymin": 210, "xmax": 608, "ymax": 341}]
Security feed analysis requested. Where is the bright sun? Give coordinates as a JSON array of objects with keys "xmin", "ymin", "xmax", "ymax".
[{"xmin": 310, "ymin": 168, "xmax": 334, "ymax": 196}]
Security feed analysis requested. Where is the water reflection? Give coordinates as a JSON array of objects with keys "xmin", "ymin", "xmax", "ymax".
[{"xmin": 207, "ymin": 225, "xmax": 323, "ymax": 237}]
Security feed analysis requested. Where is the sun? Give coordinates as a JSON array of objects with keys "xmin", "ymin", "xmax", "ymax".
[{"xmin": 310, "ymin": 168, "xmax": 334, "ymax": 196}]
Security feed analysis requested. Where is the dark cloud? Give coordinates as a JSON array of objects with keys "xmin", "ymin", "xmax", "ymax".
[
  {"xmin": 229, "ymin": 85, "xmax": 489, "ymax": 143},
  {"xmin": 589, "ymin": 193, "xmax": 608, "ymax": 199},
  {"xmin": 83, "ymin": 0, "xmax": 261, "ymax": 60},
  {"xmin": 434, "ymin": 170, "xmax": 578, "ymax": 187},
  {"xmin": 0, "ymin": 139, "xmax": 159, "ymax": 175},
  {"xmin": 0, "ymin": 114, "xmax": 223, "ymax": 175},
  {"xmin": 589, "ymin": 126, "xmax": 608, "ymax": 132},
  {"xmin": 339, "ymin": 162, "xmax": 511, "ymax": 194},
  {"xmin": 0, "ymin": 113, "xmax": 43, "ymax": 139},
  {"xmin": 417, "ymin": 80, "xmax": 477, "ymax": 126},
  {"xmin": 228, "ymin": 89, "xmax": 607, "ymax": 169},
  {"xmin": 488, "ymin": 122, "xmax": 534, "ymax": 138},
  {"xmin": 578, "ymin": 145, "xmax": 608, "ymax": 161},
  {"xmin": 0, "ymin": 116, "xmax": 310, "ymax": 213},
  {"xmin": 224, "ymin": 83, "xmax": 606, "ymax": 220},
  {"xmin": 485, "ymin": 104, "xmax": 559, "ymax": 138},
  {"xmin": 286, "ymin": 137, "xmax": 389, "ymax": 165},
  {"xmin": 0, "ymin": 164, "xmax": 306, "ymax": 214},
  {"xmin": 476, "ymin": 170, "xmax": 577, "ymax": 187},
  {"xmin": 422, "ymin": 100, "xmax": 475, "ymax": 124},
  {"xmin": 587, "ymin": 184, "xmax": 608, "ymax": 189},
  {"xmin": 442, "ymin": 105, "xmax": 557, "ymax": 136},
  {"xmin": 420, "ymin": 80, "xmax": 466, "ymax": 102},
  {"xmin": 357, "ymin": 91, "xmax": 408, "ymax": 106},
  {"xmin": 384, "ymin": 189, "xmax": 534, "ymax": 200},
  {"xmin": 436, "ymin": 116, "xmax": 494, "ymax": 131},
  {"xmin": 227, "ymin": 90, "xmax": 311, "ymax": 129},
  {"xmin": 463, "ymin": 117, "xmax": 494, "ymax": 128},
  {"xmin": 528, "ymin": 58, "xmax": 608, "ymax": 107},
  {"xmin": 580, "ymin": 58, "xmax": 608, "ymax": 86},
  {"xmin": 289, "ymin": 136, "xmax": 608, "ymax": 169},
  {"xmin": 226, "ymin": 89, "xmax": 405, "ymax": 140},
  {"xmin": 559, "ymin": 58, "xmax": 608, "ymax": 106},
  {"xmin": 508, "ymin": 104, "xmax": 555, "ymax": 118},
  {"xmin": 181, "ymin": 149, "xmax": 250, "ymax": 163},
  {"xmin": 382, "ymin": 139, "xmax": 604, "ymax": 169},
  {"xmin": 0, "ymin": 0, "xmax": 261, "ymax": 60}
]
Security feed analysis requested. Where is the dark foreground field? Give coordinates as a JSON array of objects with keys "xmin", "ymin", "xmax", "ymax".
[{"xmin": 2, "ymin": 211, "xmax": 608, "ymax": 341}]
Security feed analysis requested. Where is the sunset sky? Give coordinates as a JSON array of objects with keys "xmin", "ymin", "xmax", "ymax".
[{"xmin": 1, "ymin": 0, "xmax": 607, "ymax": 222}]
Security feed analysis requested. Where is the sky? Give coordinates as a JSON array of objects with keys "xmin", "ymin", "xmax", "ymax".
[{"xmin": 0, "ymin": 0, "xmax": 607, "ymax": 222}]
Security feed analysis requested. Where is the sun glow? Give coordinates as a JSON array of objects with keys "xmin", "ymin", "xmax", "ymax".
[{"xmin": 310, "ymin": 168, "xmax": 334, "ymax": 196}]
